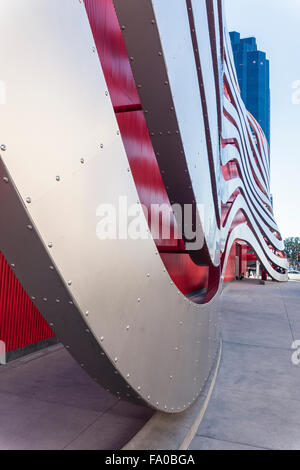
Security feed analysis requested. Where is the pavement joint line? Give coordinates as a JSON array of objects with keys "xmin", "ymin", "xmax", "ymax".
[
  {"xmin": 0, "ymin": 344, "xmax": 64, "ymax": 374},
  {"xmin": 278, "ymin": 284, "xmax": 297, "ymax": 343},
  {"xmin": 62, "ymin": 407, "xmax": 115, "ymax": 450},
  {"xmin": 221, "ymin": 339, "xmax": 294, "ymax": 352},
  {"xmin": 212, "ymin": 382, "xmax": 300, "ymax": 406},
  {"xmin": 0, "ymin": 386, "xmax": 116, "ymax": 414},
  {"xmin": 195, "ymin": 434, "xmax": 270, "ymax": 450}
]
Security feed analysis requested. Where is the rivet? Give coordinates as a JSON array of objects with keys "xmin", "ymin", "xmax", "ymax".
[
  {"xmin": 126, "ymin": 373, "xmax": 130, "ymax": 378},
  {"xmin": 49, "ymin": 266, "xmax": 54, "ymax": 270},
  {"xmin": 80, "ymin": 363, "xmax": 84, "ymax": 367},
  {"xmin": 105, "ymin": 91, "xmax": 108, "ymax": 96},
  {"xmin": 68, "ymin": 280, "xmax": 72, "ymax": 286},
  {"xmin": 121, "ymin": 25, "xmax": 126, "ymax": 30},
  {"xmin": 69, "ymin": 301, "xmax": 73, "ymax": 305},
  {"xmin": 114, "ymin": 357, "xmax": 118, "ymax": 363},
  {"xmin": 56, "ymin": 299, "xmax": 60, "ymax": 303},
  {"xmin": 137, "ymin": 386, "xmax": 141, "ymax": 391},
  {"xmin": 11, "ymin": 264, "xmax": 15, "ymax": 268},
  {"xmin": 156, "ymin": 402, "xmax": 159, "ymax": 406},
  {"xmin": 116, "ymin": 131, "xmax": 120, "ymax": 135},
  {"xmin": 0, "ymin": 145, "xmax": 7, "ymax": 151},
  {"xmin": 100, "ymin": 144, "xmax": 104, "ymax": 148},
  {"xmin": 158, "ymin": 51, "xmax": 162, "ymax": 56},
  {"xmin": 48, "ymin": 242, "xmax": 53, "ymax": 248},
  {"xmin": 56, "ymin": 176, "xmax": 60, "ymax": 182},
  {"xmin": 80, "ymin": 158, "xmax": 85, "ymax": 164},
  {"xmin": 147, "ymin": 395, "xmax": 151, "ymax": 400},
  {"xmin": 85, "ymin": 310, "xmax": 89, "ymax": 316},
  {"xmin": 50, "ymin": 323, "xmax": 54, "ymax": 327},
  {"xmin": 130, "ymin": 57, "xmax": 134, "ymax": 61},
  {"xmin": 43, "ymin": 298, "xmax": 48, "ymax": 302},
  {"xmin": 100, "ymin": 336, "xmax": 104, "ymax": 342},
  {"xmin": 151, "ymin": 19, "xmax": 155, "ymax": 24},
  {"xmin": 3, "ymin": 177, "xmax": 8, "ymax": 183},
  {"xmin": 137, "ymin": 298, "xmax": 141, "ymax": 303},
  {"xmin": 27, "ymin": 225, "xmax": 33, "ymax": 230},
  {"xmin": 31, "ymin": 296, "xmax": 36, "ymax": 301},
  {"xmin": 66, "ymin": 345, "xmax": 70, "ymax": 349},
  {"xmin": 147, "ymin": 273, "xmax": 150, "ymax": 278},
  {"xmin": 26, "ymin": 197, "xmax": 31, "ymax": 204},
  {"xmin": 101, "ymin": 352, "xmax": 105, "ymax": 356},
  {"xmin": 126, "ymin": 325, "xmax": 130, "ymax": 331},
  {"xmin": 86, "ymin": 329, "xmax": 90, "ymax": 333}
]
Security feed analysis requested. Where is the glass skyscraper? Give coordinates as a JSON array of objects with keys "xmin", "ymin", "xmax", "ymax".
[{"xmin": 229, "ymin": 31, "xmax": 270, "ymax": 145}]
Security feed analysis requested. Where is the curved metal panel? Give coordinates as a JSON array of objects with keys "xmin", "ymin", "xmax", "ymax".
[{"xmin": 0, "ymin": 0, "xmax": 287, "ymax": 415}]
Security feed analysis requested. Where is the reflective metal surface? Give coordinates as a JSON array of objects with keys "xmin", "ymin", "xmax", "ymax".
[{"xmin": 0, "ymin": 0, "xmax": 287, "ymax": 413}]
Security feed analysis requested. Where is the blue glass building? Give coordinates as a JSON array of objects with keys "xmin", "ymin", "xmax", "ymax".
[{"xmin": 229, "ymin": 31, "xmax": 270, "ymax": 145}]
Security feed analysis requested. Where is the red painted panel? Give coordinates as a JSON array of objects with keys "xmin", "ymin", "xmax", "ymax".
[
  {"xmin": 84, "ymin": 0, "xmax": 141, "ymax": 109},
  {"xmin": 240, "ymin": 244, "xmax": 247, "ymax": 276},
  {"xmin": 224, "ymin": 242, "xmax": 237, "ymax": 282},
  {"xmin": 117, "ymin": 110, "xmax": 184, "ymax": 251},
  {"xmin": 117, "ymin": 110, "xmax": 209, "ymax": 296},
  {"xmin": 0, "ymin": 252, "xmax": 54, "ymax": 352},
  {"xmin": 160, "ymin": 254, "xmax": 209, "ymax": 296}
]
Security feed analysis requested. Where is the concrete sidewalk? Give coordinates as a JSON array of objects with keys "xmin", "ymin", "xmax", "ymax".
[
  {"xmin": 0, "ymin": 344, "xmax": 153, "ymax": 450},
  {"xmin": 190, "ymin": 279, "xmax": 300, "ymax": 450}
]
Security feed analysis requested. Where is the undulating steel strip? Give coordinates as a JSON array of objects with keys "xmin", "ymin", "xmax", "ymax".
[{"xmin": 0, "ymin": 0, "xmax": 288, "ymax": 415}]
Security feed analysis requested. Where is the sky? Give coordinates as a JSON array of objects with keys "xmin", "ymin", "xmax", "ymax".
[{"xmin": 225, "ymin": 0, "xmax": 300, "ymax": 239}]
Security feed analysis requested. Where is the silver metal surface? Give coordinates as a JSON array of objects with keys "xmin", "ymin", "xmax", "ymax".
[
  {"xmin": 0, "ymin": 0, "xmax": 287, "ymax": 415},
  {"xmin": 0, "ymin": 0, "xmax": 220, "ymax": 412}
]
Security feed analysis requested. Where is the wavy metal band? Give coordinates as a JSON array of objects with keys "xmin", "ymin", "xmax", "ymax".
[{"xmin": 0, "ymin": 0, "xmax": 287, "ymax": 412}]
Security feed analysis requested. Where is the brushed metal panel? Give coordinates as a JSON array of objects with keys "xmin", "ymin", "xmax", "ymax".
[{"xmin": 0, "ymin": 0, "xmax": 220, "ymax": 412}]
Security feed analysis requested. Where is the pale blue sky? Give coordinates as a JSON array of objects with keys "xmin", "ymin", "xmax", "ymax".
[{"xmin": 225, "ymin": 0, "xmax": 300, "ymax": 239}]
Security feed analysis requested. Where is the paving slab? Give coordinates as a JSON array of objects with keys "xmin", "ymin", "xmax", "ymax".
[
  {"xmin": 0, "ymin": 345, "xmax": 153, "ymax": 449},
  {"xmin": 189, "ymin": 435, "xmax": 264, "ymax": 451},
  {"xmin": 190, "ymin": 280, "xmax": 300, "ymax": 450}
]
